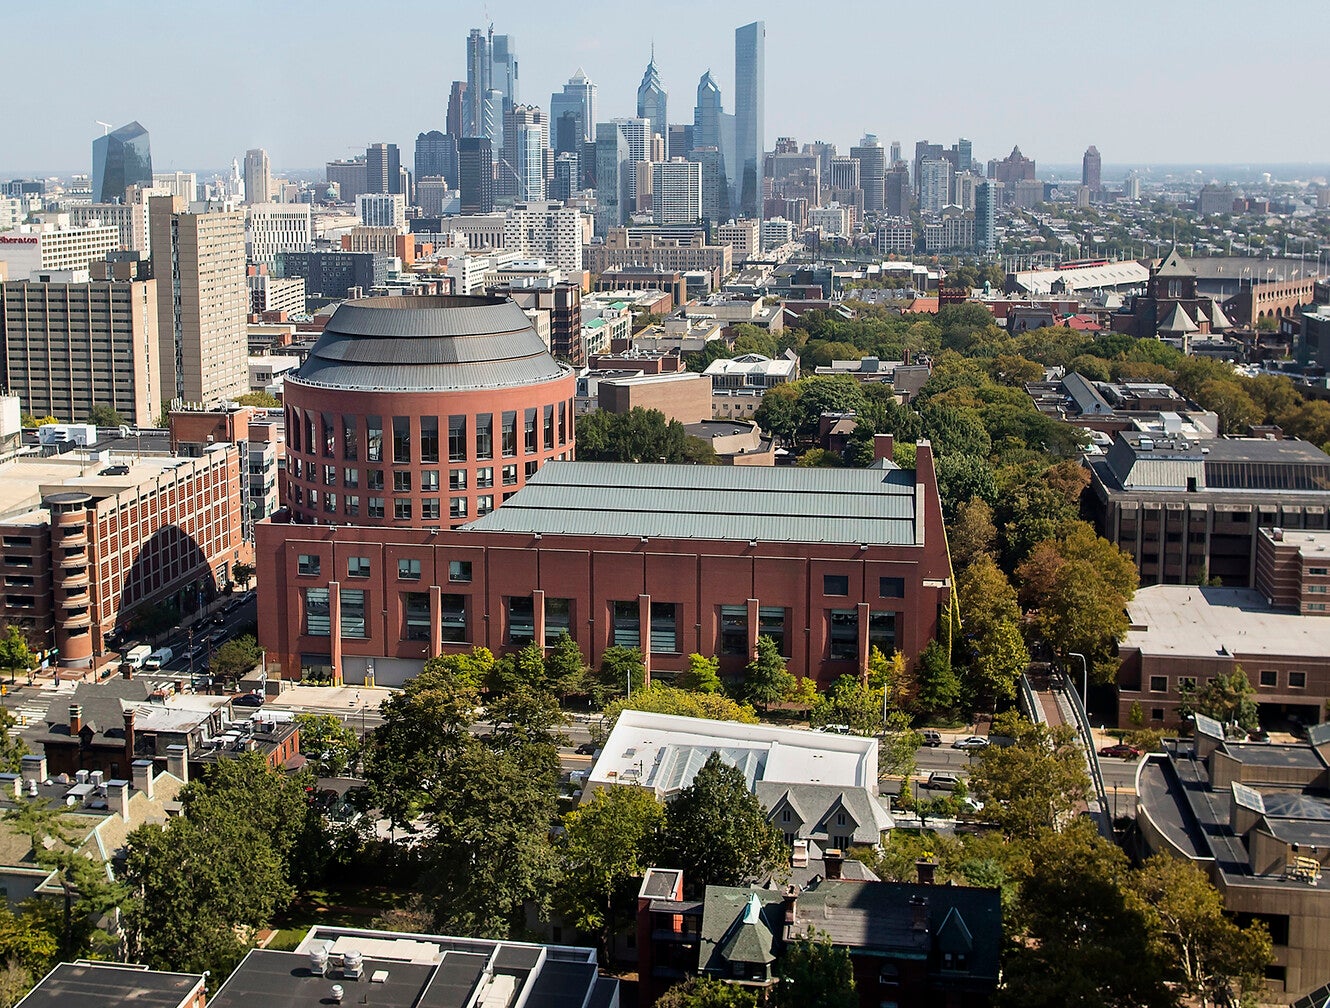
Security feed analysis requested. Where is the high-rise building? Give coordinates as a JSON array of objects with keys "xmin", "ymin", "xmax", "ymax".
[
  {"xmin": 687, "ymin": 147, "xmax": 730, "ymax": 225},
  {"xmin": 365, "ymin": 143, "xmax": 402, "ymax": 195},
  {"xmin": 447, "ymin": 81, "xmax": 467, "ymax": 139},
  {"xmin": 501, "ymin": 105, "xmax": 547, "ymax": 203},
  {"xmin": 458, "ymin": 138, "xmax": 494, "ymax": 214},
  {"xmin": 636, "ymin": 52, "xmax": 668, "ymax": 157},
  {"xmin": 415, "ymin": 131, "xmax": 457, "ymax": 187},
  {"xmin": 243, "ymin": 148, "xmax": 272, "ymax": 205},
  {"xmin": 919, "ymin": 159, "xmax": 952, "ymax": 215},
  {"xmin": 69, "ymin": 183, "xmax": 156, "ymax": 255},
  {"xmin": 1124, "ymin": 169, "xmax": 1141, "ymax": 201},
  {"xmin": 326, "ymin": 158, "xmax": 368, "ymax": 204},
  {"xmin": 734, "ymin": 21, "xmax": 765, "ymax": 219},
  {"xmin": 828, "ymin": 156, "xmax": 860, "ymax": 191},
  {"xmin": 464, "ymin": 29, "xmax": 492, "ymax": 138},
  {"xmin": 1083, "ymin": 144, "xmax": 1102, "ymax": 191},
  {"xmin": 491, "ymin": 32, "xmax": 518, "ymax": 108},
  {"xmin": 692, "ymin": 71, "xmax": 731, "ymax": 222},
  {"xmin": 466, "ymin": 26, "xmax": 517, "ymax": 141},
  {"xmin": 975, "ymin": 181, "xmax": 998, "ymax": 254},
  {"xmin": 92, "ymin": 121, "xmax": 153, "ymax": 204},
  {"xmin": 953, "ymin": 170, "xmax": 981, "ymax": 211},
  {"xmin": 246, "ymin": 203, "xmax": 312, "ymax": 266},
  {"xmin": 151, "ymin": 171, "xmax": 197, "ymax": 203},
  {"xmin": 551, "ymin": 152, "xmax": 579, "ymax": 201},
  {"xmin": 1, "ymin": 276, "xmax": 161, "ymax": 427},
  {"xmin": 850, "ymin": 135, "xmax": 885, "ymax": 215},
  {"xmin": 0, "ymin": 222, "xmax": 119, "ymax": 276},
  {"xmin": 955, "ymin": 138, "xmax": 973, "ymax": 173},
  {"xmin": 483, "ymin": 90, "xmax": 505, "ymax": 161},
  {"xmin": 912, "ymin": 141, "xmax": 943, "ymax": 196},
  {"xmin": 503, "ymin": 201, "xmax": 584, "ymax": 275},
  {"xmin": 611, "ymin": 117, "xmax": 651, "ymax": 207},
  {"xmin": 148, "ymin": 196, "xmax": 249, "ymax": 405},
  {"xmin": 993, "ymin": 146, "xmax": 1036, "ymax": 188},
  {"xmin": 652, "ymin": 160, "xmax": 702, "ymax": 226},
  {"xmin": 668, "ymin": 124, "xmax": 693, "ymax": 159},
  {"xmin": 889, "ymin": 140, "xmax": 902, "ymax": 164},
  {"xmin": 550, "ymin": 69, "xmax": 597, "ymax": 153},
  {"xmin": 356, "ymin": 193, "xmax": 406, "ymax": 229},
  {"xmin": 594, "ymin": 122, "xmax": 629, "ymax": 235},
  {"xmin": 885, "ymin": 163, "xmax": 911, "ymax": 217}
]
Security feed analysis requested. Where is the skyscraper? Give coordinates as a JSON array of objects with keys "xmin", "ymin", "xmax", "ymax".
[
  {"xmin": 550, "ymin": 69, "xmax": 596, "ymax": 153},
  {"xmin": 594, "ymin": 122, "xmax": 629, "ymax": 234},
  {"xmin": 458, "ymin": 138, "xmax": 494, "ymax": 213},
  {"xmin": 415, "ymin": 131, "xmax": 458, "ymax": 187},
  {"xmin": 975, "ymin": 180, "xmax": 998, "ymax": 254},
  {"xmin": 447, "ymin": 82, "xmax": 467, "ymax": 139},
  {"xmin": 148, "ymin": 196, "xmax": 248, "ymax": 404},
  {"xmin": 503, "ymin": 105, "xmax": 547, "ymax": 203},
  {"xmin": 490, "ymin": 32, "xmax": 518, "ymax": 109},
  {"xmin": 92, "ymin": 121, "xmax": 152, "ymax": 204},
  {"xmin": 365, "ymin": 143, "xmax": 402, "ymax": 195},
  {"xmin": 692, "ymin": 71, "xmax": 731, "ymax": 222},
  {"xmin": 919, "ymin": 159, "xmax": 952, "ymax": 215},
  {"xmin": 1083, "ymin": 145, "xmax": 1102, "ymax": 191},
  {"xmin": 611, "ymin": 117, "xmax": 651, "ymax": 208},
  {"xmin": 885, "ymin": 163, "xmax": 911, "ymax": 217},
  {"xmin": 850, "ymin": 134, "xmax": 885, "ymax": 215},
  {"xmin": 734, "ymin": 21, "xmax": 765, "ymax": 219},
  {"xmin": 243, "ymin": 148, "xmax": 272, "ymax": 205},
  {"xmin": 636, "ymin": 52, "xmax": 668, "ymax": 156},
  {"xmin": 464, "ymin": 29, "xmax": 492, "ymax": 138},
  {"xmin": 889, "ymin": 140, "xmax": 902, "ymax": 165},
  {"xmin": 956, "ymin": 138, "xmax": 973, "ymax": 173},
  {"xmin": 652, "ymin": 160, "xmax": 702, "ymax": 226}
]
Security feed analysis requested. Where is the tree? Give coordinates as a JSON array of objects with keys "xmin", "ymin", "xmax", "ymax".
[
  {"xmin": 1130, "ymin": 854, "xmax": 1272, "ymax": 1007},
  {"xmin": 293, "ymin": 713, "xmax": 361, "ymax": 776},
  {"xmin": 955, "ymin": 557, "xmax": 1028, "ymax": 703},
  {"xmin": 231, "ymin": 562, "xmax": 255, "ymax": 589},
  {"xmin": 786, "ymin": 676, "xmax": 820, "ymax": 720},
  {"xmin": 597, "ymin": 646, "xmax": 646, "ymax": 704},
  {"xmin": 558, "ymin": 786, "xmax": 664, "ymax": 961},
  {"xmin": 84, "ymin": 405, "xmax": 124, "ymax": 427},
  {"xmin": 775, "ymin": 930, "xmax": 856, "ymax": 1008},
  {"xmin": 812, "ymin": 675, "xmax": 884, "ymax": 736},
  {"xmin": 915, "ymin": 639, "xmax": 960, "ymax": 715},
  {"xmin": 1189, "ymin": 666, "xmax": 1259, "ymax": 736},
  {"xmin": 209, "ymin": 634, "xmax": 262, "ymax": 691},
  {"xmin": 968, "ymin": 711, "xmax": 1089, "ymax": 837},
  {"xmin": 574, "ymin": 408, "xmax": 717, "ymax": 464},
  {"xmin": 879, "ymin": 710, "xmax": 920, "ymax": 781},
  {"xmin": 603, "ymin": 686, "xmax": 758, "ymax": 726},
  {"xmin": 237, "ymin": 391, "xmax": 281, "ymax": 408},
  {"xmin": 677, "ymin": 653, "xmax": 721, "ymax": 694},
  {"xmin": 657, "ymin": 977, "xmax": 757, "ymax": 1008},
  {"xmin": 742, "ymin": 636, "xmax": 794, "ymax": 711},
  {"xmin": 0, "ymin": 626, "xmax": 32, "ymax": 689},
  {"xmin": 947, "ymin": 497, "xmax": 997, "ymax": 573},
  {"xmin": 544, "ymin": 632, "xmax": 589, "ymax": 703},
  {"xmin": 659, "ymin": 752, "xmax": 787, "ymax": 893}
]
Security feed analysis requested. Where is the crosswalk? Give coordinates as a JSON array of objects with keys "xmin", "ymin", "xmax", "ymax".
[{"xmin": 5, "ymin": 684, "xmax": 70, "ymax": 738}]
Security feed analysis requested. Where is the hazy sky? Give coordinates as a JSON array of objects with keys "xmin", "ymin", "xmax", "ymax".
[{"xmin": 4, "ymin": 0, "xmax": 1327, "ymax": 178}]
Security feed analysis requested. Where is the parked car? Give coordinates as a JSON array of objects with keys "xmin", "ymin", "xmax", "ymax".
[
  {"xmin": 924, "ymin": 771, "xmax": 961, "ymax": 790},
  {"xmin": 920, "ymin": 729, "xmax": 943, "ymax": 747},
  {"xmin": 575, "ymin": 742, "xmax": 598, "ymax": 756},
  {"xmin": 951, "ymin": 735, "xmax": 989, "ymax": 751},
  {"xmin": 233, "ymin": 692, "xmax": 265, "ymax": 707},
  {"xmin": 1098, "ymin": 743, "xmax": 1143, "ymax": 759}
]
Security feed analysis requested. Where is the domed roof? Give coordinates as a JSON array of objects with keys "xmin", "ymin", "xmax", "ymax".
[{"xmin": 292, "ymin": 295, "xmax": 571, "ymax": 392}]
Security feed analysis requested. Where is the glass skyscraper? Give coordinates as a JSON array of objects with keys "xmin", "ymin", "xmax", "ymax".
[
  {"xmin": 92, "ymin": 121, "xmax": 152, "ymax": 204},
  {"xmin": 550, "ymin": 70, "xmax": 596, "ymax": 153},
  {"xmin": 734, "ymin": 22, "xmax": 764, "ymax": 219},
  {"xmin": 636, "ymin": 54, "xmax": 667, "ymax": 156}
]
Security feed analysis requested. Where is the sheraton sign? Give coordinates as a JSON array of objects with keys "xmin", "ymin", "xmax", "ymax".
[{"xmin": 0, "ymin": 236, "xmax": 39, "ymax": 244}]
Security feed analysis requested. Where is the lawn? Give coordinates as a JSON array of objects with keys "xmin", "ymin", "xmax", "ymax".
[{"xmin": 265, "ymin": 886, "xmax": 415, "ymax": 951}]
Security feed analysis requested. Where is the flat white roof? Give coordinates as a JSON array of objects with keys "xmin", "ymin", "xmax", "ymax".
[
  {"xmin": 590, "ymin": 710, "xmax": 877, "ymax": 798},
  {"xmin": 1123, "ymin": 585, "xmax": 1330, "ymax": 660}
]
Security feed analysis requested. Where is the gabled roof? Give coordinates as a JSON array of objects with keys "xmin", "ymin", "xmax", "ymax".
[
  {"xmin": 1157, "ymin": 303, "xmax": 1198, "ymax": 334},
  {"xmin": 936, "ymin": 906, "xmax": 974, "ymax": 954},
  {"xmin": 1155, "ymin": 248, "xmax": 1196, "ymax": 278},
  {"xmin": 1209, "ymin": 300, "xmax": 1233, "ymax": 330}
]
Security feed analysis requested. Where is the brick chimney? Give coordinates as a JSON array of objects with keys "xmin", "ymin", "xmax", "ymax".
[
  {"xmin": 68, "ymin": 704, "xmax": 82, "ymax": 735},
  {"xmin": 825, "ymin": 848, "xmax": 843, "ymax": 880},
  {"xmin": 166, "ymin": 744, "xmax": 188, "ymax": 784},
  {"xmin": 782, "ymin": 884, "xmax": 799, "ymax": 936},
  {"xmin": 916, "ymin": 859, "xmax": 937, "ymax": 885},
  {"xmin": 106, "ymin": 779, "xmax": 131, "ymax": 821},
  {"xmin": 123, "ymin": 709, "xmax": 136, "ymax": 770},
  {"xmin": 874, "ymin": 433, "xmax": 894, "ymax": 462},
  {"xmin": 131, "ymin": 759, "xmax": 155, "ymax": 800}
]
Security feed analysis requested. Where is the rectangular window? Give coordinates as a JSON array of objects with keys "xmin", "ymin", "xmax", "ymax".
[
  {"xmin": 1310, "ymin": 567, "xmax": 1328, "ymax": 576},
  {"xmin": 321, "ymin": 412, "xmax": 335, "ymax": 457},
  {"xmin": 1151, "ymin": 708, "xmax": 1165, "ymax": 722},
  {"xmin": 422, "ymin": 498, "xmax": 441, "ymax": 520},
  {"xmin": 508, "ymin": 596, "xmax": 535, "ymax": 645},
  {"xmin": 879, "ymin": 576, "xmax": 905, "ymax": 599},
  {"xmin": 340, "ymin": 589, "xmax": 367, "ymax": 638},
  {"xmin": 476, "ymin": 413, "xmax": 494, "ymax": 460},
  {"xmin": 344, "ymin": 495, "xmax": 360, "ymax": 517},
  {"xmin": 342, "ymin": 415, "xmax": 358, "ymax": 460},
  {"xmin": 404, "ymin": 591, "xmax": 431, "ymax": 641},
  {"xmin": 869, "ymin": 611, "xmax": 896, "ymax": 655},
  {"xmin": 347, "ymin": 556, "xmax": 371, "ymax": 578},
  {"xmin": 502, "ymin": 410, "xmax": 518, "ymax": 457},
  {"xmin": 476, "ymin": 466, "xmax": 494, "ymax": 489},
  {"xmin": 545, "ymin": 597, "xmax": 572, "ymax": 644},
  {"xmin": 651, "ymin": 601, "xmax": 678, "ymax": 653},
  {"xmin": 290, "ymin": 408, "xmax": 302, "ymax": 451},
  {"xmin": 343, "ymin": 467, "xmax": 359, "ymax": 488},
  {"xmin": 1290, "ymin": 671, "xmax": 1307, "ymax": 688},
  {"xmin": 323, "ymin": 464, "xmax": 337, "ymax": 486},
  {"xmin": 303, "ymin": 587, "xmax": 330, "ymax": 636},
  {"xmin": 1179, "ymin": 676, "xmax": 1196, "ymax": 692},
  {"xmin": 367, "ymin": 415, "xmax": 383, "ymax": 462},
  {"xmin": 477, "ymin": 494, "xmax": 494, "ymax": 515},
  {"xmin": 297, "ymin": 554, "xmax": 320, "ymax": 576},
  {"xmin": 305, "ymin": 413, "xmax": 316, "ymax": 455},
  {"xmin": 398, "ymin": 558, "xmax": 422, "ymax": 580},
  {"xmin": 324, "ymin": 492, "xmax": 337, "ymax": 514},
  {"xmin": 525, "ymin": 460, "xmax": 538, "ymax": 478},
  {"xmin": 824, "ymin": 574, "xmax": 849, "ymax": 596},
  {"xmin": 449, "ymin": 469, "xmax": 468, "ymax": 491},
  {"xmin": 759, "ymin": 606, "xmax": 787, "ymax": 657},
  {"xmin": 543, "ymin": 404, "xmax": 555, "ymax": 450},
  {"xmin": 1259, "ymin": 670, "xmax": 1277, "ymax": 687},
  {"xmin": 524, "ymin": 408, "xmax": 538, "ymax": 453},
  {"xmin": 720, "ymin": 604, "xmax": 748, "ymax": 655},
  {"xmin": 612, "ymin": 600, "xmax": 641, "ymax": 648},
  {"xmin": 448, "ymin": 415, "xmax": 467, "ymax": 462},
  {"xmin": 1149, "ymin": 675, "xmax": 1168, "ymax": 693},
  {"xmin": 449, "ymin": 560, "xmax": 472, "ymax": 583},
  {"xmin": 558, "ymin": 400, "xmax": 567, "ymax": 444},
  {"xmin": 368, "ymin": 469, "xmax": 384, "ymax": 491},
  {"xmin": 394, "ymin": 499, "xmax": 412, "ymax": 520},
  {"xmin": 441, "ymin": 593, "xmax": 467, "ymax": 642},
  {"xmin": 450, "ymin": 497, "xmax": 468, "ymax": 519},
  {"xmin": 369, "ymin": 498, "xmax": 385, "ymax": 519},
  {"xmin": 393, "ymin": 416, "xmax": 411, "ymax": 463},
  {"xmin": 393, "ymin": 471, "xmax": 412, "ymax": 492},
  {"xmin": 421, "ymin": 469, "xmax": 440, "ymax": 491},
  {"xmin": 829, "ymin": 609, "xmax": 858, "ymax": 661},
  {"xmin": 420, "ymin": 416, "xmax": 439, "ymax": 463},
  {"xmin": 502, "ymin": 464, "xmax": 518, "ymax": 486}
]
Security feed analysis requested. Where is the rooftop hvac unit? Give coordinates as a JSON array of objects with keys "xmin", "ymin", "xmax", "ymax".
[
  {"xmin": 309, "ymin": 943, "xmax": 330, "ymax": 976},
  {"xmin": 342, "ymin": 949, "xmax": 363, "ymax": 980}
]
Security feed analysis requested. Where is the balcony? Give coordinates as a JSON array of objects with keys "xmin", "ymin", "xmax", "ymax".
[
  {"xmin": 63, "ymin": 609, "xmax": 91, "ymax": 629},
  {"xmin": 58, "ymin": 553, "xmax": 88, "ymax": 570}
]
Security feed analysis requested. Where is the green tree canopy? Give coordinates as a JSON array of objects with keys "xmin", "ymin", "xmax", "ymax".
[
  {"xmin": 575, "ymin": 408, "xmax": 717, "ymax": 464},
  {"xmin": 742, "ymin": 636, "xmax": 794, "ymax": 711},
  {"xmin": 677, "ymin": 653, "xmax": 722, "ymax": 694},
  {"xmin": 1183, "ymin": 666, "xmax": 1258, "ymax": 736},
  {"xmin": 293, "ymin": 713, "xmax": 361, "ymax": 776},
  {"xmin": 968, "ymin": 711, "xmax": 1089, "ymax": 837},
  {"xmin": 775, "ymin": 930, "xmax": 857, "ymax": 1008},
  {"xmin": 657, "ymin": 976, "xmax": 757, "ymax": 1008},
  {"xmin": 604, "ymin": 685, "xmax": 758, "ymax": 726}
]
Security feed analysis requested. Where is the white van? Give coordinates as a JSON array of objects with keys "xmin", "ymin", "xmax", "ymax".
[{"xmin": 143, "ymin": 647, "xmax": 174, "ymax": 670}]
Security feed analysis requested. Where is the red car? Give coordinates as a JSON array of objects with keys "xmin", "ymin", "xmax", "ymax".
[{"xmin": 1098, "ymin": 743, "xmax": 1143, "ymax": 759}]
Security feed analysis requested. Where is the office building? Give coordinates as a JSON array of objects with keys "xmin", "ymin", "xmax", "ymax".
[
  {"xmin": 550, "ymin": 69, "xmax": 597, "ymax": 152},
  {"xmin": 912, "ymin": 141, "xmax": 943, "ymax": 196},
  {"xmin": 465, "ymin": 27, "xmax": 517, "ymax": 141},
  {"xmin": 849, "ymin": 135, "xmax": 885, "ymax": 214},
  {"xmin": 551, "ymin": 152, "xmax": 578, "ymax": 201},
  {"xmin": 1, "ymin": 276, "xmax": 160, "ymax": 427},
  {"xmin": 148, "ymin": 196, "xmax": 249, "ymax": 405},
  {"xmin": 503, "ymin": 201, "xmax": 583, "ymax": 275},
  {"xmin": 458, "ymin": 137, "xmax": 494, "ymax": 214},
  {"xmin": 637, "ymin": 52, "xmax": 668, "ymax": 155},
  {"xmin": 692, "ymin": 71, "xmax": 732, "ymax": 223},
  {"xmin": 501, "ymin": 105, "xmax": 547, "ymax": 203},
  {"xmin": 242, "ymin": 148, "xmax": 271, "ymax": 205},
  {"xmin": 954, "ymin": 137, "xmax": 973, "ymax": 172},
  {"xmin": 356, "ymin": 193, "xmax": 406, "ymax": 229},
  {"xmin": 245, "ymin": 203, "xmax": 311, "ymax": 266},
  {"xmin": 1082, "ymin": 144, "xmax": 1102, "ymax": 191},
  {"xmin": 0, "ymin": 221, "xmax": 120, "ymax": 276},
  {"xmin": 273, "ymin": 250, "xmax": 388, "ymax": 300},
  {"xmin": 91, "ymin": 121, "xmax": 152, "ymax": 204},
  {"xmin": 651, "ymin": 160, "xmax": 702, "ymax": 226},
  {"xmin": 414, "ymin": 130, "xmax": 457, "ymax": 188},
  {"xmin": 594, "ymin": 122, "xmax": 629, "ymax": 234},
  {"xmin": 992, "ymin": 145, "xmax": 1036, "ymax": 188},
  {"xmin": 918, "ymin": 159, "xmax": 952, "ymax": 215},
  {"xmin": 151, "ymin": 171, "xmax": 196, "ymax": 204},
  {"xmin": 975, "ymin": 181, "xmax": 998, "ymax": 254},
  {"xmin": 885, "ymin": 163, "xmax": 911, "ymax": 217},
  {"xmin": 447, "ymin": 81, "xmax": 466, "ymax": 138},
  {"xmin": 715, "ymin": 219, "xmax": 760, "ymax": 262},
  {"xmin": 464, "ymin": 28, "xmax": 492, "ymax": 138},
  {"xmin": 364, "ymin": 142, "xmax": 402, "ymax": 195},
  {"xmin": 734, "ymin": 21, "xmax": 765, "ymax": 218},
  {"xmin": 325, "ymin": 158, "xmax": 367, "ymax": 204},
  {"xmin": 69, "ymin": 184, "xmax": 156, "ymax": 255},
  {"xmin": 586, "ymin": 227, "xmax": 732, "ymax": 288},
  {"xmin": 809, "ymin": 203, "xmax": 851, "ymax": 237}
]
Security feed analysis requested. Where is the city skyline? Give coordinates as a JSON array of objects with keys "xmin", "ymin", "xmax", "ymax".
[{"xmin": 2, "ymin": 0, "xmax": 1328, "ymax": 177}]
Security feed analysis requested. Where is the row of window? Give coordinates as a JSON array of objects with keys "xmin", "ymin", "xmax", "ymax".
[
  {"xmin": 825, "ymin": 574, "xmax": 905, "ymax": 599},
  {"xmin": 288, "ymin": 405, "xmax": 570, "ymax": 464},
  {"xmin": 1146, "ymin": 670, "xmax": 1307, "ymax": 692},
  {"xmin": 291, "ymin": 462, "xmax": 525, "ymax": 492},
  {"xmin": 299, "ymin": 554, "xmax": 473, "ymax": 582}
]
